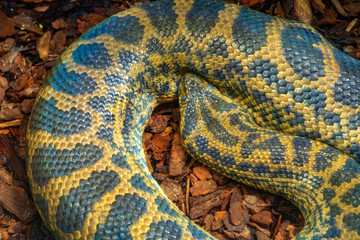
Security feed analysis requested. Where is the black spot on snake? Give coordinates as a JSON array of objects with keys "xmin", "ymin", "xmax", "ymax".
[
  {"xmin": 73, "ymin": 42, "xmax": 111, "ymax": 69},
  {"xmin": 29, "ymin": 97, "xmax": 92, "ymax": 137},
  {"xmin": 186, "ymin": 0, "xmax": 226, "ymax": 41},
  {"xmin": 95, "ymin": 193, "xmax": 148, "ymax": 239},
  {"xmin": 46, "ymin": 60, "xmax": 97, "ymax": 95},
  {"xmin": 340, "ymin": 183, "xmax": 360, "ymax": 207},
  {"xmin": 139, "ymin": 0, "xmax": 178, "ymax": 37},
  {"xmin": 145, "ymin": 220, "xmax": 182, "ymax": 240},
  {"xmin": 118, "ymin": 50, "xmax": 140, "ymax": 72},
  {"xmin": 292, "ymin": 138, "xmax": 312, "ymax": 167},
  {"xmin": 130, "ymin": 173, "xmax": 154, "ymax": 194},
  {"xmin": 104, "ymin": 73, "xmax": 127, "ymax": 87},
  {"xmin": 155, "ymin": 196, "xmax": 181, "ymax": 217},
  {"xmin": 31, "ymin": 143, "xmax": 103, "ymax": 186},
  {"xmin": 343, "ymin": 213, "xmax": 360, "ymax": 235},
  {"xmin": 330, "ymin": 158, "xmax": 360, "ymax": 186},
  {"xmin": 208, "ymin": 36, "xmax": 228, "ymax": 58},
  {"xmin": 82, "ymin": 15, "xmax": 145, "ymax": 45},
  {"xmin": 56, "ymin": 170, "xmax": 120, "ymax": 233},
  {"xmin": 333, "ymin": 48, "xmax": 360, "ymax": 109},
  {"xmin": 281, "ymin": 25, "xmax": 326, "ymax": 81},
  {"xmin": 146, "ymin": 38, "xmax": 165, "ymax": 55},
  {"xmin": 232, "ymin": 7, "xmax": 273, "ymax": 55}
]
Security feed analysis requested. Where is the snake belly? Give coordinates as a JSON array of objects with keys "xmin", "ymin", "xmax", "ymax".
[{"xmin": 26, "ymin": 0, "xmax": 360, "ymax": 239}]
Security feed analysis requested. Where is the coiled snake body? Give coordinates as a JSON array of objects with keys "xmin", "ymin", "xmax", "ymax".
[{"xmin": 26, "ymin": 0, "xmax": 360, "ymax": 239}]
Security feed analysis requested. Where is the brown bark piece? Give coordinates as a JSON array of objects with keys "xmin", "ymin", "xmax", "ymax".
[
  {"xmin": 250, "ymin": 211, "xmax": 274, "ymax": 229},
  {"xmin": 11, "ymin": 74, "xmax": 29, "ymax": 91},
  {"xmin": 150, "ymin": 131, "xmax": 172, "ymax": 154},
  {"xmin": 189, "ymin": 190, "xmax": 229, "ymax": 219},
  {"xmin": 51, "ymin": 30, "xmax": 67, "ymax": 53},
  {"xmin": 0, "ymin": 76, "xmax": 9, "ymax": 104},
  {"xmin": 0, "ymin": 180, "xmax": 36, "ymax": 223},
  {"xmin": 223, "ymin": 211, "xmax": 250, "ymax": 235},
  {"xmin": 148, "ymin": 113, "xmax": 172, "ymax": 133},
  {"xmin": 193, "ymin": 166, "xmax": 212, "ymax": 181},
  {"xmin": 21, "ymin": 99, "xmax": 35, "ymax": 114},
  {"xmin": 51, "ymin": 18, "xmax": 69, "ymax": 29},
  {"xmin": 0, "ymin": 11, "xmax": 16, "ymax": 38},
  {"xmin": 36, "ymin": 31, "xmax": 51, "ymax": 60},
  {"xmin": 142, "ymin": 132, "xmax": 153, "ymax": 150},
  {"xmin": 317, "ymin": 8, "xmax": 338, "ymax": 26},
  {"xmin": 0, "ymin": 102, "xmax": 22, "ymax": 121},
  {"xmin": 77, "ymin": 13, "xmax": 106, "ymax": 34},
  {"xmin": 212, "ymin": 210, "xmax": 226, "ymax": 230},
  {"xmin": 243, "ymin": 194, "xmax": 263, "ymax": 213},
  {"xmin": 228, "ymin": 188, "xmax": 249, "ymax": 229},
  {"xmin": 256, "ymin": 230, "xmax": 271, "ymax": 240},
  {"xmin": 160, "ymin": 178, "xmax": 183, "ymax": 202},
  {"xmin": 203, "ymin": 214, "xmax": 214, "ymax": 231},
  {"xmin": 169, "ymin": 132, "xmax": 186, "ymax": 176},
  {"xmin": 190, "ymin": 180, "xmax": 217, "ymax": 196}
]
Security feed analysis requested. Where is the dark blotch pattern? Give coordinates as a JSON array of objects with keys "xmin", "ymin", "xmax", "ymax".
[
  {"xmin": 330, "ymin": 158, "xmax": 360, "ymax": 187},
  {"xmin": 33, "ymin": 194, "xmax": 51, "ymax": 227},
  {"xmin": 83, "ymin": 15, "xmax": 144, "ymax": 45},
  {"xmin": 146, "ymin": 38, "xmax": 165, "ymax": 55},
  {"xmin": 140, "ymin": 0, "xmax": 178, "ymax": 37},
  {"xmin": 95, "ymin": 193, "xmax": 147, "ymax": 239},
  {"xmin": 332, "ymin": 48, "xmax": 360, "ymax": 109},
  {"xmin": 200, "ymin": 104, "xmax": 239, "ymax": 147},
  {"xmin": 188, "ymin": 223, "xmax": 209, "ymax": 239},
  {"xmin": 323, "ymin": 227, "xmax": 342, "ymax": 239},
  {"xmin": 343, "ymin": 213, "xmax": 360, "ymax": 235},
  {"xmin": 186, "ymin": 0, "xmax": 226, "ymax": 40},
  {"xmin": 281, "ymin": 25, "xmax": 326, "ymax": 81},
  {"xmin": 56, "ymin": 170, "xmax": 119, "ymax": 233},
  {"xmin": 96, "ymin": 124, "xmax": 114, "ymax": 143},
  {"xmin": 111, "ymin": 152, "xmax": 131, "ymax": 169},
  {"xmin": 208, "ymin": 36, "xmax": 228, "ymax": 58},
  {"xmin": 194, "ymin": 135, "xmax": 237, "ymax": 168},
  {"xmin": 232, "ymin": 7, "xmax": 273, "ymax": 55},
  {"xmin": 31, "ymin": 143, "xmax": 103, "ymax": 186},
  {"xmin": 104, "ymin": 73, "xmax": 127, "ymax": 87},
  {"xmin": 146, "ymin": 220, "xmax": 182, "ymax": 240},
  {"xmin": 241, "ymin": 135, "xmax": 286, "ymax": 165},
  {"xmin": 228, "ymin": 112, "xmax": 257, "ymax": 133},
  {"xmin": 118, "ymin": 50, "xmax": 140, "ymax": 72},
  {"xmin": 292, "ymin": 137, "xmax": 312, "ymax": 167},
  {"xmin": 172, "ymin": 35, "xmax": 193, "ymax": 54},
  {"xmin": 130, "ymin": 173, "xmax": 154, "ymax": 194},
  {"xmin": 29, "ymin": 97, "xmax": 92, "ymax": 136},
  {"xmin": 292, "ymin": 87, "xmax": 327, "ymax": 122},
  {"xmin": 155, "ymin": 196, "xmax": 180, "ymax": 217},
  {"xmin": 73, "ymin": 43, "xmax": 111, "ymax": 69},
  {"xmin": 340, "ymin": 183, "xmax": 360, "ymax": 207},
  {"xmin": 313, "ymin": 147, "xmax": 339, "ymax": 172},
  {"xmin": 46, "ymin": 60, "xmax": 97, "ymax": 96},
  {"xmin": 224, "ymin": 59, "xmax": 244, "ymax": 79}
]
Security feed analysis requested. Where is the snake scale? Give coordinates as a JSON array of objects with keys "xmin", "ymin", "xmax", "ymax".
[{"xmin": 26, "ymin": 0, "xmax": 360, "ymax": 239}]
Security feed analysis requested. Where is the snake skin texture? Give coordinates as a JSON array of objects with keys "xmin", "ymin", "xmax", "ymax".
[{"xmin": 26, "ymin": 0, "xmax": 360, "ymax": 239}]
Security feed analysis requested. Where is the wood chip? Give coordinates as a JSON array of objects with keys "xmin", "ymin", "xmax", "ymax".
[
  {"xmin": 169, "ymin": 132, "xmax": 186, "ymax": 176},
  {"xmin": 189, "ymin": 190, "xmax": 229, "ymax": 219},
  {"xmin": 250, "ymin": 211, "xmax": 274, "ymax": 229},
  {"xmin": 0, "ymin": 11, "xmax": 16, "ymax": 38},
  {"xmin": 0, "ymin": 180, "xmax": 36, "ymax": 223},
  {"xmin": 160, "ymin": 178, "xmax": 183, "ymax": 202},
  {"xmin": 36, "ymin": 31, "xmax": 51, "ymax": 60},
  {"xmin": 190, "ymin": 180, "xmax": 217, "ymax": 196},
  {"xmin": 193, "ymin": 166, "xmax": 212, "ymax": 181}
]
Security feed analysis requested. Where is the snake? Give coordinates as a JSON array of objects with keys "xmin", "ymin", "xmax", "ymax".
[{"xmin": 26, "ymin": 0, "xmax": 360, "ymax": 239}]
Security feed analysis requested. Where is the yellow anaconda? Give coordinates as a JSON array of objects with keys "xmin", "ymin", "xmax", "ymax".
[{"xmin": 26, "ymin": 0, "xmax": 360, "ymax": 239}]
